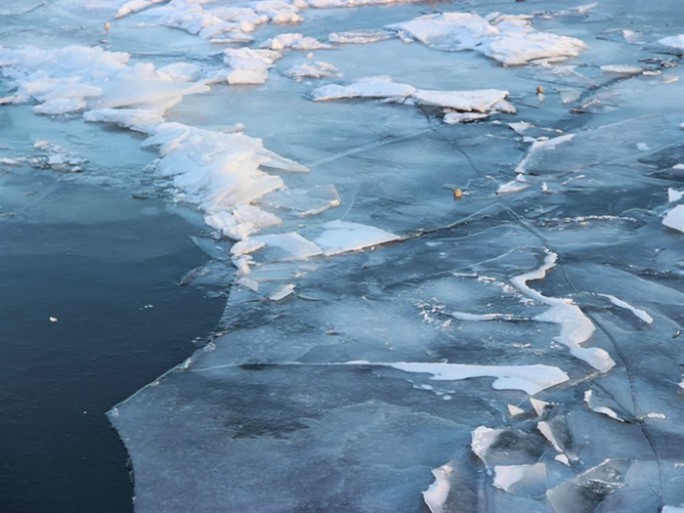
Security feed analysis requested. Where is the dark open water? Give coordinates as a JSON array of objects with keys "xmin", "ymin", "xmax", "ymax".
[{"xmin": 0, "ymin": 172, "xmax": 224, "ymax": 513}]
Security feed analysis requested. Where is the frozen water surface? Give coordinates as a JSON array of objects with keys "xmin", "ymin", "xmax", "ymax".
[{"xmin": 2, "ymin": 0, "xmax": 684, "ymax": 511}]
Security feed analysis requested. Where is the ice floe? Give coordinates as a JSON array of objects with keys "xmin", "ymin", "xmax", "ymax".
[
  {"xmin": 224, "ymin": 47, "xmax": 281, "ymax": 85},
  {"xmin": 312, "ymin": 76, "xmax": 515, "ymax": 123},
  {"xmin": 388, "ymin": 11, "xmax": 587, "ymax": 66}
]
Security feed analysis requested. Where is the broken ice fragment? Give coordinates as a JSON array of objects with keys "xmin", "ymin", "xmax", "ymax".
[
  {"xmin": 312, "ymin": 76, "xmax": 416, "ymax": 101},
  {"xmin": 663, "ymin": 205, "xmax": 684, "ymax": 233},
  {"xmin": 583, "ymin": 390, "xmax": 624, "ymax": 422},
  {"xmin": 422, "ymin": 464, "xmax": 453, "ymax": 513},
  {"xmin": 312, "ymin": 220, "xmax": 399, "ymax": 256},
  {"xmin": 546, "ymin": 459, "xmax": 631, "ymax": 513},
  {"xmin": 493, "ymin": 463, "xmax": 547, "ymax": 495},
  {"xmin": 597, "ymin": 293, "xmax": 653, "ymax": 324},
  {"xmin": 224, "ymin": 48, "xmax": 281, "ymax": 85}
]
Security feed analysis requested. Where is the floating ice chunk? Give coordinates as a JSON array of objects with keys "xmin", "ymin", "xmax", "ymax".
[
  {"xmin": 388, "ymin": 12, "xmax": 498, "ymax": 50},
  {"xmin": 480, "ymin": 32, "xmax": 587, "ymax": 66},
  {"xmin": 260, "ymin": 33, "xmax": 331, "ymax": 51},
  {"xmin": 658, "ymin": 35, "xmax": 684, "ymax": 54},
  {"xmin": 493, "ymin": 463, "xmax": 546, "ymax": 494},
  {"xmin": 313, "ymin": 220, "xmax": 399, "ymax": 256},
  {"xmin": 669, "ymin": 188, "xmax": 684, "ymax": 203},
  {"xmin": 252, "ymin": 232, "xmax": 322, "ymax": 260},
  {"xmin": 597, "ymin": 293, "xmax": 653, "ymax": 324},
  {"xmin": 252, "ymin": 0, "xmax": 302, "ymax": 24},
  {"xmin": 263, "ymin": 185, "xmax": 340, "ymax": 216},
  {"xmin": 530, "ymin": 397, "xmax": 549, "ymax": 417},
  {"xmin": 537, "ymin": 421, "xmax": 565, "ymax": 454},
  {"xmin": 33, "ymin": 97, "xmax": 86, "ymax": 115},
  {"xmin": 663, "ymin": 507, "xmax": 684, "ymax": 513},
  {"xmin": 84, "ymin": 108, "xmax": 165, "ymax": 131},
  {"xmin": 515, "ymin": 134, "xmax": 575, "ymax": 174},
  {"xmin": 328, "ymin": 30, "xmax": 392, "ymax": 44},
  {"xmin": 547, "ymin": 459, "xmax": 630, "ymax": 513},
  {"xmin": 115, "ymin": 0, "xmax": 168, "ymax": 18},
  {"xmin": 388, "ymin": 11, "xmax": 586, "ymax": 66},
  {"xmin": 285, "ymin": 61, "xmax": 339, "ymax": 81},
  {"xmin": 583, "ymin": 390, "xmax": 624, "ymax": 422},
  {"xmin": 449, "ymin": 312, "xmax": 512, "ymax": 322},
  {"xmin": 423, "ymin": 464, "xmax": 452, "ymax": 513},
  {"xmin": 443, "ymin": 112, "xmax": 490, "ymax": 124},
  {"xmin": 508, "ymin": 404, "xmax": 525, "ymax": 417},
  {"xmin": 205, "ymin": 205, "xmax": 282, "ymax": 241},
  {"xmin": 412, "ymin": 89, "xmax": 513, "ymax": 113},
  {"xmin": 385, "ymin": 362, "xmax": 569, "ymax": 395},
  {"xmin": 268, "ymin": 283, "xmax": 295, "ymax": 301},
  {"xmin": 224, "ymin": 48, "xmax": 281, "ymax": 85},
  {"xmin": 512, "ymin": 251, "xmax": 615, "ymax": 372},
  {"xmin": 312, "ymin": 76, "xmax": 416, "ymax": 101},
  {"xmin": 663, "ymin": 205, "xmax": 684, "ymax": 233},
  {"xmin": 471, "ymin": 426, "xmax": 502, "ymax": 464},
  {"xmin": 600, "ymin": 64, "xmax": 644, "ymax": 76},
  {"xmin": 497, "ymin": 174, "xmax": 529, "ymax": 195}
]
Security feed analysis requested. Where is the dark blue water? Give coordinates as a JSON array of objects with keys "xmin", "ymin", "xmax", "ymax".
[{"xmin": 0, "ymin": 173, "xmax": 224, "ymax": 513}]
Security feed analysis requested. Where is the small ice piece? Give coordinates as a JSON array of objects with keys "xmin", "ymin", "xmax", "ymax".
[
  {"xmin": 597, "ymin": 293, "xmax": 654, "ymax": 324},
  {"xmin": 423, "ymin": 464, "xmax": 453, "ymax": 513},
  {"xmin": 530, "ymin": 397, "xmax": 549, "ymax": 417},
  {"xmin": 663, "ymin": 205, "xmax": 684, "ymax": 233},
  {"xmin": 328, "ymin": 30, "xmax": 392, "ymax": 44},
  {"xmin": 387, "ymin": 12, "xmax": 499, "ymax": 51},
  {"xmin": 663, "ymin": 506, "xmax": 684, "ymax": 513},
  {"xmin": 471, "ymin": 426, "xmax": 502, "ymax": 465},
  {"xmin": 515, "ymin": 134, "xmax": 575, "ymax": 174},
  {"xmin": 84, "ymin": 108, "xmax": 165, "ymax": 131},
  {"xmin": 658, "ymin": 35, "xmax": 684, "ymax": 54},
  {"xmin": 644, "ymin": 412, "xmax": 666, "ymax": 420},
  {"xmin": 49, "ymin": 316, "xmax": 58, "ymax": 323},
  {"xmin": 443, "ymin": 112, "xmax": 490, "ymax": 124},
  {"xmin": 224, "ymin": 48, "xmax": 281, "ymax": 85},
  {"xmin": 546, "ymin": 459, "xmax": 630, "ymax": 513},
  {"xmin": 313, "ymin": 220, "xmax": 399, "ymax": 256},
  {"xmin": 497, "ymin": 174, "xmax": 529, "ymax": 195},
  {"xmin": 412, "ymin": 89, "xmax": 513, "ymax": 113},
  {"xmin": 675, "ymin": 164, "xmax": 684, "ymax": 170},
  {"xmin": 668, "ymin": 188, "xmax": 684, "ymax": 203},
  {"xmin": 508, "ymin": 404, "xmax": 525, "ymax": 417},
  {"xmin": 115, "ymin": 0, "xmax": 168, "ymax": 18},
  {"xmin": 388, "ymin": 12, "xmax": 587, "ymax": 66},
  {"xmin": 493, "ymin": 463, "xmax": 546, "ymax": 494},
  {"xmin": 260, "ymin": 33, "xmax": 331, "ymax": 51},
  {"xmin": 252, "ymin": 232, "xmax": 322, "ymax": 260},
  {"xmin": 311, "ymin": 76, "xmax": 416, "ymax": 102},
  {"xmin": 600, "ymin": 64, "xmax": 643, "ymax": 76},
  {"xmin": 537, "ymin": 421, "xmax": 564, "ymax": 454},
  {"xmin": 554, "ymin": 454, "xmax": 570, "ymax": 466},
  {"xmin": 386, "ymin": 362, "xmax": 569, "ymax": 395},
  {"xmin": 584, "ymin": 390, "xmax": 624, "ymax": 422},
  {"xmin": 268, "ymin": 283, "xmax": 295, "ymax": 301},
  {"xmin": 636, "ymin": 142, "xmax": 650, "ymax": 151},
  {"xmin": 285, "ymin": 61, "xmax": 339, "ymax": 81},
  {"xmin": 262, "ymin": 185, "xmax": 340, "ymax": 216}
]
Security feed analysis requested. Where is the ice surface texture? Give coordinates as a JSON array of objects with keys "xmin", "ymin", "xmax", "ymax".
[{"xmin": 3, "ymin": 0, "xmax": 684, "ymax": 511}]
